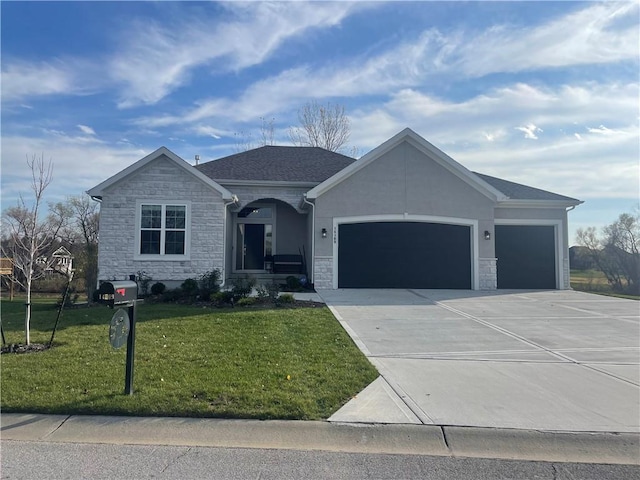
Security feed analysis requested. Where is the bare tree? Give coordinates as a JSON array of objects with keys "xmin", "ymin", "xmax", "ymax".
[
  {"xmin": 576, "ymin": 208, "xmax": 640, "ymax": 295},
  {"xmin": 1, "ymin": 154, "xmax": 68, "ymax": 344},
  {"xmin": 260, "ymin": 117, "xmax": 276, "ymax": 146},
  {"xmin": 59, "ymin": 195, "xmax": 99, "ymax": 302},
  {"xmin": 289, "ymin": 101, "xmax": 351, "ymax": 152},
  {"xmin": 233, "ymin": 130, "xmax": 255, "ymax": 153}
]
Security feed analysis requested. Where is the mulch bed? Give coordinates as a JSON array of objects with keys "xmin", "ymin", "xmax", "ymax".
[{"xmin": 1, "ymin": 343, "xmax": 51, "ymax": 355}]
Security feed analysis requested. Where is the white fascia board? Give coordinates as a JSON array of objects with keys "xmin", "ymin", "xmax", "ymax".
[
  {"xmin": 86, "ymin": 146, "xmax": 234, "ymax": 200},
  {"xmin": 497, "ymin": 199, "xmax": 584, "ymax": 209},
  {"xmin": 306, "ymin": 128, "xmax": 507, "ymax": 202}
]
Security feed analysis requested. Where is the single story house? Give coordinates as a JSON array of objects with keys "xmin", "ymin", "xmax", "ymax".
[{"xmin": 88, "ymin": 128, "xmax": 582, "ymax": 290}]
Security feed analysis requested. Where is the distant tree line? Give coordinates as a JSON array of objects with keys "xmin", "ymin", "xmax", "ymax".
[{"xmin": 575, "ymin": 209, "xmax": 639, "ymax": 295}]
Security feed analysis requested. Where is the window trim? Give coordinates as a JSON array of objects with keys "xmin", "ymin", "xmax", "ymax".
[{"xmin": 134, "ymin": 200, "xmax": 191, "ymax": 261}]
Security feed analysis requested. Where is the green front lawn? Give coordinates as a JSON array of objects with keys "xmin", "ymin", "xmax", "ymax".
[{"xmin": 1, "ymin": 298, "xmax": 378, "ymax": 420}]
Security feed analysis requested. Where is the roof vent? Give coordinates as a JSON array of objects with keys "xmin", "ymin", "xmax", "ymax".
[{"xmin": 195, "ymin": 154, "xmax": 200, "ymax": 165}]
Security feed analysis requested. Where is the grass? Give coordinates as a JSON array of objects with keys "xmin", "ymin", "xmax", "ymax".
[
  {"xmin": 1, "ymin": 297, "xmax": 379, "ymax": 420},
  {"xmin": 570, "ymin": 269, "xmax": 639, "ymax": 300}
]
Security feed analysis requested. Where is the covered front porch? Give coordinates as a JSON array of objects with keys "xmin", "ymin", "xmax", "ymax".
[{"xmin": 226, "ymin": 198, "xmax": 312, "ymax": 285}]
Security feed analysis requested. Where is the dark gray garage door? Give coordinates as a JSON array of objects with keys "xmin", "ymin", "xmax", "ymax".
[
  {"xmin": 338, "ymin": 222, "xmax": 471, "ymax": 289},
  {"xmin": 495, "ymin": 225, "xmax": 556, "ymax": 289}
]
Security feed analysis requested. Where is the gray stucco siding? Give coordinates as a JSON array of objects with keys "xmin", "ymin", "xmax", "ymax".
[
  {"xmin": 97, "ymin": 156, "xmax": 226, "ymax": 283},
  {"xmin": 313, "ymin": 142, "xmax": 495, "ymax": 257}
]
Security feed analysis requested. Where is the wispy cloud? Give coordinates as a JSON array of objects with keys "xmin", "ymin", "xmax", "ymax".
[
  {"xmin": 129, "ymin": 2, "xmax": 638, "ymax": 132},
  {"xmin": 515, "ymin": 124, "xmax": 543, "ymax": 140},
  {"xmin": 348, "ymin": 81, "xmax": 638, "ymax": 199},
  {"xmin": 77, "ymin": 124, "xmax": 96, "ymax": 135},
  {"xmin": 452, "ymin": 2, "xmax": 639, "ymax": 76},
  {"xmin": 1, "ymin": 61, "xmax": 79, "ymax": 102},
  {"xmin": 109, "ymin": 2, "xmax": 365, "ymax": 108}
]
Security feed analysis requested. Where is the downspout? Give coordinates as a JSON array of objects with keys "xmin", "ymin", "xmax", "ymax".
[
  {"xmin": 220, "ymin": 195, "xmax": 239, "ymax": 288},
  {"xmin": 302, "ymin": 194, "xmax": 315, "ymax": 285}
]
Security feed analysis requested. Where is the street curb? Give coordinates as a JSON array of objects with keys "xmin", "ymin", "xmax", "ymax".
[{"xmin": 2, "ymin": 413, "xmax": 638, "ymax": 465}]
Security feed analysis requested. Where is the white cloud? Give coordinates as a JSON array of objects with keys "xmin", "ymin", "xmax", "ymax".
[
  {"xmin": 110, "ymin": 2, "xmax": 366, "ymax": 107},
  {"xmin": 452, "ymin": 2, "xmax": 639, "ymax": 76},
  {"xmin": 128, "ymin": 2, "xmax": 638, "ymax": 132},
  {"xmin": 77, "ymin": 124, "xmax": 96, "ymax": 135},
  {"xmin": 1, "ymin": 61, "xmax": 77, "ymax": 102},
  {"xmin": 515, "ymin": 124, "xmax": 543, "ymax": 140},
  {"xmin": 347, "ymin": 81, "xmax": 639, "ymax": 200},
  {"xmin": 0, "ymin": 133, "xmax": 147, "ymax": 205}
]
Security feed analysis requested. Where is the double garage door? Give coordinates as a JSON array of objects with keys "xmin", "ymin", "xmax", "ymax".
[{"xmin": 337, "ymin": 222, "xmax": 556, "ymax": 289}]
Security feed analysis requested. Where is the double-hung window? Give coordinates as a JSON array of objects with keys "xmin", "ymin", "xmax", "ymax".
[{"xmin": 138, "ymin": 202, "xmax": 188, "ymax": 258}]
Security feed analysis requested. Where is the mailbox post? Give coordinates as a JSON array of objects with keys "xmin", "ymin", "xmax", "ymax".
[{"xmin": 97, "ymin": 280, "xmax": 138, "ymax": 395}]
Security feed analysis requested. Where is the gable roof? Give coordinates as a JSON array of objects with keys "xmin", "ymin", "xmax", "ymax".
[
  {"xmin": 195, "ymin": 146, "xmax": 356, "ymax": 183},
  {"xmin": 474, "ymin": 172, "xmax": 582, "ymax": 205},
  {"xmin": 306, "ymin": 128, "xmax": 508, "ymax": 202},
  {"xmin": 87, "ymin": 147, "xmax": 234, "ymax": 200},
  {"xmin": 306, "ymin": 128, "xmax": 582, "ymax": 207}
]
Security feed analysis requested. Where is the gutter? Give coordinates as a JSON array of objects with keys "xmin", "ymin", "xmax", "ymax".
[
  {"xmin": 302, "ymin": 194, "xmax": 315, "ymax": 285},
  {"xmin": 220, "ymin": 195, "xmax": 239, "ymax": 288}
]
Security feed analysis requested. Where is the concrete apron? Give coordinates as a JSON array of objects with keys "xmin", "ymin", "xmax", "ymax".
[{"xmin": 320, "ymin": 289, "xmax": 640, "ymax": 436}]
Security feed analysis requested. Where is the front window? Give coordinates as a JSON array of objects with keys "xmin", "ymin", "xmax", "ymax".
[{"xmin": 139, "ymin": 204, "xmax": 187, "ymax": 255}]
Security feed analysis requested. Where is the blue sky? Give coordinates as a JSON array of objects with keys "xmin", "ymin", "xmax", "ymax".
[{"xmin": 1, "ymin": 1, "xmax": 638, "ymax": 245}]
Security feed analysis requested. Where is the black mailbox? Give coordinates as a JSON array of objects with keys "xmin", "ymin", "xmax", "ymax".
[{"xmin": 97, "ymin": 281, "xmax": 137, "ymax": 307}]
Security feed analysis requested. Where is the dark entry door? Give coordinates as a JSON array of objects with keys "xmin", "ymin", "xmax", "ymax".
[
  {"xmin": 495, "ymin": 225, "xmax": 556, "ymax": 289},
  {"xmin": 236, "ymin": 224, "xmax": 265, "ymax": 270},
  {"xmin": 338, "ymin": 222, "xmax": 471, "ymax": 289}
]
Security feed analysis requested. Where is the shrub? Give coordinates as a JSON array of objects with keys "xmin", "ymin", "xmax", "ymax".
[
  {"xmin": 161, "ymin": 288, "xmax": 183, "ymax": 303},
  {"xmin": 277, "ymin": 293, "xmax": 295, "ymax": 305},
  {"xmin": 151, "ymin": 282, "xmax": 166, "ymax": 296},
  {"xmin": 230, "ymin": 276, "xmax": 255, "ymax": 302},
  {"xmin": 199, "ymin": 269, "xmax": 221, "ymax": 301},
  {"xmin": 213, "ymin": 291, "xmax": 235, "ymax": 306},
  {"xmin": 285, "ymin": 276, "xmax": 302, "ymax": 291},
  {"xmin": 236, "ymin": 297, "xmax": 256, "ymax": 307},
  {"xmin": 136, "ymin": 271, "xmax": 153, "ymax": 296},
  {"xmin": 181, "ymin": 278, "xmax": 200, "ymax": 298}
]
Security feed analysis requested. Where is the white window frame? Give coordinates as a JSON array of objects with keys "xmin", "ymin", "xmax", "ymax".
[{"xmin": 134, "ymin": 200, "xmax": 191, "ymax": 261}]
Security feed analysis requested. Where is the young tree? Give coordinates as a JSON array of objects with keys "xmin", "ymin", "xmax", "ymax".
[
  {"xmin": 1, "ymin": 154, "xmax": 68, "ymax": 345},
  {"xmin": 289, "ymin": 101, "xmax": 351, "ymax": 152},
  {"xmin": 576, "ymin": 209, "xmax": 640, "ymax": 295}
]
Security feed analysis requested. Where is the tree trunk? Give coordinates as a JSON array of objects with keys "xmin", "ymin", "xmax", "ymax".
[{"xmin": 25, "ymin": 277, "xmax": 31, "ymax": 345}]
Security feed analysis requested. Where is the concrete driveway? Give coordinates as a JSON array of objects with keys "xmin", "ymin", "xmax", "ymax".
[{"xmin": 319, "ymin": 289, "xmax": 640, "ymax": 433}]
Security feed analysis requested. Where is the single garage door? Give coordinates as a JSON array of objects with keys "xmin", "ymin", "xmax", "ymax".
[
  {"xmin": 338, "ymin": 222, "xmax": 471, "ymax": 289},
  {"xmin": 495, "ymin": 225, "xmax": 556, "ymax": 289}
]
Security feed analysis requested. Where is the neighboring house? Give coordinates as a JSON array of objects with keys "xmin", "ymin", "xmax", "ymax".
[
  {"xmin": 87, "ymin": 128, "xmax": 582, "ymax": 290},
  {"xmin": 36, "ymin": 246, "xmax": 74, "ymax": 276}
]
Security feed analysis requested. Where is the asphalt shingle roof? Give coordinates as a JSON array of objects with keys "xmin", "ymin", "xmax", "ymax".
[
  {"xmin": 194, "ymin": 145, "xmax": 578, "ymax": 203},
  {"xmin": 195, "ymin": 146, "xmax": 356, "ymax": 183},
  {"xmin": 474, "ymin": 172, "xmax": 580, "ymax": 202}
]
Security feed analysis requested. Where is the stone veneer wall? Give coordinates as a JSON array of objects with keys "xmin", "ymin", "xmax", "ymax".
[
  {"xmin": 98, "ymin": 156, "xmax": 225, "ymax": 283},
  {"xmin": 313, "ymin": 257, "xmax": 334, "ymax": 289},
  {"xmin": 478, "ymin": 257, "xmax": 497, "ymax": 290},
  {"xmin": 563, "ymin": 256, "xmax": 570, "ymax": 289}
]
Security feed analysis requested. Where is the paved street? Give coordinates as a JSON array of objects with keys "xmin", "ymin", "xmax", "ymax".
[
  {"xmin": 322, "ymin": 289, "xmax": 640, "ymax": 432},
  {"xmin": 3, "ymin": 439, "xmax": 639, "ymax": 480}
]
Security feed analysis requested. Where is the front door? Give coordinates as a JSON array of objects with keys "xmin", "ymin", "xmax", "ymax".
[
  {"xmin": 239, "ymin": 224, "xmax": 265, "ymax": 270},
  {"xmin": 234, "ymin": 204, "xmax": 274, "ymax": 272}
]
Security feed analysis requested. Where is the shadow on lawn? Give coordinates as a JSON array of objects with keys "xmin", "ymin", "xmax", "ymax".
[{"xmin": 0, "ymin": 298, "xmax": 324, "ymax": 339}]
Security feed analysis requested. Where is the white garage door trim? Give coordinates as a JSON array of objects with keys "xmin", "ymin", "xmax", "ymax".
[
  {"xmin": 494, "ymin": 219, "xmax": 564, "ymax": 290},
  {"xmin": 332, "ymin": 214, "xmax": 479, "ymax": 290}
]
